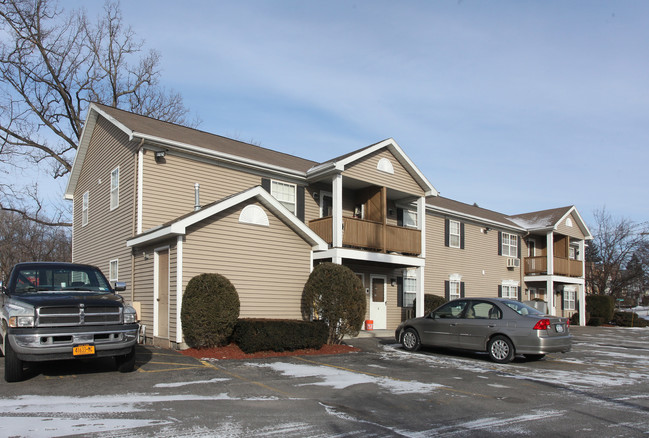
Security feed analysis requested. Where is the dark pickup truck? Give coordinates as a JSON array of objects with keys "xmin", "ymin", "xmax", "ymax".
[{"xmin": 1, "ymin": 262, "xmax": 139, "ymax": 382}]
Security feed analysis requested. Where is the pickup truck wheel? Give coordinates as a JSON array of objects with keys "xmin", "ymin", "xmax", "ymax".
[
  {"xmin": 115, "ymin": 346, "xmax": 136, "ymax": 373},
  {"xmin": 4, "ymin": 337, "xmax": 24, "ymax": 382}
]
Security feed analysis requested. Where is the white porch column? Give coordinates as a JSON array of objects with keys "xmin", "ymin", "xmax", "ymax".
[
  {"xmin": 546, "ymin": 231, "xmax": 554, "ymax": 275},
  {"xmin": 332, "ymin": 174, "xmax": 343, "ymax": 248},
  {"xmin": 416, "ymin": 266, "xmax": 425, "ymax": 317},
  {"xmin": 578, "ymin": 283, "xmax": 586, "ymax": 326},
  {"xmin": 417, "ymin": 196, "xmax": 426, "ymax": 258},
  {"xmin": 547, "ymin": 279, "xmax": 555, "ymax": 316}
]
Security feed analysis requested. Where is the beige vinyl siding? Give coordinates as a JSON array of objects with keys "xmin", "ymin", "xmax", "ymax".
[
  {"xmin": 305, "ymin": 186, "xmax": 321, "ymax": 222},
  {"xmin": 555, "ymin": 212, "xmax": 586, "ymax": 239},
  {"xmin": 425, "ymin": 212, "xmax": 522, "ymax": 299},
  {"xmin": 182, "ymin": 200, "xmax": 313, "ymax": 319},
  {"xmin": 343, "ymin": 149, "xmax": 424, "ymax": 196},
  {"xmin": 72, "ymin": 116, "xmax": 137, "ymax": 297},
  {"xmin": 140, "ymin": 149, "xmax": 261, "ymax": 230}
]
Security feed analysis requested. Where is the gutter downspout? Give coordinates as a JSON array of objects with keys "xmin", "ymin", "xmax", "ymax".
[{"xmin": 131, "ymin": 138, "xmax": 145, "ymax": 303}]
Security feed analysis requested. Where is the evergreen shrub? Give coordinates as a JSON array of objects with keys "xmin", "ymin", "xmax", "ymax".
[
  {"xmin": 181, "ymin": 273, "xmax": 240, "ymax": 348},
  {"xmin": 302, "ymin": 262, "xmax": 366, "ymax": 344},
  {"xmin": 612, "ymin": 312, "xmax": 649, "ymax": 328},
  {"xmin": 586, "ymin": 295, "xmax": 614, "ymax": 325},
  {"xmin": 233, "ymin": 319, "xmax": 329, "ymax": 354}
]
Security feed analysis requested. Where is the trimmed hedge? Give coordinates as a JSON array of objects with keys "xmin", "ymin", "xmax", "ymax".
[
  {"xmin": 612, "ymin": 312, "xmax": 649, "ymax": 328},
  {"xmin": 233, "ymin": 319, "xmax": 329, "ymax": 354},
  {"xmin": 586, "ymin": 295, "xmax": 614, "ymax": 325},
  {"xmin": 181, "ymin": 273, "xmax": 240, "ymax": 348},
  {"xmin": 413, "ymin": 294, "xmax": 447, "ymax": 315}
]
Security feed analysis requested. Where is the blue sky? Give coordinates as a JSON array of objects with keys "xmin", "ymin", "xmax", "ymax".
[{"xmin": 66, "ymin": 0, "xmax": 648, "ymax": 227}]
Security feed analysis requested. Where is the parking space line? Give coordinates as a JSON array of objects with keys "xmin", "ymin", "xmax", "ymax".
[{"xmin": 199, "ymin": 360, "xmax": 295, "ymax": 398}]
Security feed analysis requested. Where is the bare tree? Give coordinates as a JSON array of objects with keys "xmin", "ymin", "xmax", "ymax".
[
  {"xmin": 0, "ymin": 210, "xmax": 71, "ymax": 282},
  {"xmin": 586, "ymin": 207, "xmax": 649, "ymax": 299},
  {"xmin": 0, "ymin": 0, "xmax": 194, "ymax": 226}
]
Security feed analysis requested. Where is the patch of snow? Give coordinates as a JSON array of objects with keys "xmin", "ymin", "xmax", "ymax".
[{"xmin": 249, "ymin": 361, "xmax": 443, "ymax": 394}]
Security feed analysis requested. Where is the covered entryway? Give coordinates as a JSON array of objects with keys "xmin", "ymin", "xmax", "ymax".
[{"xmin": 370, "ymin": 275, "xmax": 387, "ymax": 330}]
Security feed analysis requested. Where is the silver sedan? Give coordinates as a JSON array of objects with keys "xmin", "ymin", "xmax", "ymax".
[{"xmin": 395, "ymin": 298, "xmax": 571, "ymax": 363}]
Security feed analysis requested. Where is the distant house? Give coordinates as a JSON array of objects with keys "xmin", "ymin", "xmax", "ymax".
[{"xmin": 65, "ymin": 103, "xmax": 591, "ymax": 348}]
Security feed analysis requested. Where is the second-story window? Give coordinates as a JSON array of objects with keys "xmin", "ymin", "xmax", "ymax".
[
  {"xmin": 82, "ymin": 191, "xmax": 89, "ymax": 226},
  {"xmin": 110, "ymin": 167, "xmax": 119, "ymax": 210},
  {"xmin": 403, "ymin": 209, "xmax": 417, "ymax": 228},
  {"xmin": 449, "ymin": 220, "xmax": 461, "ymax": 248},
  {"xmin": 501, "ymin": 232, "xmax": 518, "ymax": 257},
  {"xmin": 271, "ymin": 180, "xmax": 296, "ymax": 214}
]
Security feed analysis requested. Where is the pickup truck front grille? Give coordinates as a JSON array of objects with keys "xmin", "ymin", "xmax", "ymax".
[{"xmin": 36, "ymin": 305, "xmax": 122, "ymax": 327}]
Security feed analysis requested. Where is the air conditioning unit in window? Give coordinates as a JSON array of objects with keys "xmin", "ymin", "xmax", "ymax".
[{"xmin": 507, "ymin": 258, "xmax": 520, "ymax": 268}]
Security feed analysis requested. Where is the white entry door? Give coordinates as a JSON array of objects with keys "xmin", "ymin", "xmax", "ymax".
[{"xmin": 370, "ymin": 276, "xmax": 387, "ymax": 330}]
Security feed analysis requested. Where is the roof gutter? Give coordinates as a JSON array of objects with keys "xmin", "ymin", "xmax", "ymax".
[{"xmin": 426, "ymin": 204, "xmax": 526, "ymax": 233}]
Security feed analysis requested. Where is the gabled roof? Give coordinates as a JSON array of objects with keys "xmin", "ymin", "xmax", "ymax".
[
  {"xmin": 65, "ymin": 104, "xmax": 436, "ymax": 200},
  {"xmin": 65, "ymin": 103, "xmax": 318, "ymax": 199},
  {"xmin": 508, "ymin": 206, "xmax": 593, "ymax": 239},
  {"xmin": 426, "ymin": 196, "xmax": 525, "ymax": 232},
  {"xmin": 308, "ymin": 138, "xmax": 438, "ymax": 196},
  {"xmin": 126, "ymin": 186, "xmax": 328, "ymax": 250}
]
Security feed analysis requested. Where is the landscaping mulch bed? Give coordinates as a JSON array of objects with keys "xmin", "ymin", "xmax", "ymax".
[{"xmin": 180, "ymin": 342, "xmax": 360, "ymax": 360}]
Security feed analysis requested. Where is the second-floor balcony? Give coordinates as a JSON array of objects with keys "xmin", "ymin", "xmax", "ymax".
[
  {"xmin": 524, "ymin": 256, "xmax": 583, "ymax": 278},
  {"xmin": 309, "ymin": 216, "xmax": 421, "ymax": 255}
]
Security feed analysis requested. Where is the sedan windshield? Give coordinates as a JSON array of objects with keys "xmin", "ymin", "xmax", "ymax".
[
  {"xmin": 14, "ymin": 266, "xmax": 112, "ymax": 294},
  {"xmin": 502, "ymin": 300, "xmax": 544, "ymax": 316}
]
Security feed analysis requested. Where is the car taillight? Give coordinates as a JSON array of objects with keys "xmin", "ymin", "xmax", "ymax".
[
  {"xmin": 533, "ymin": 319, "xmax": 551, "ymax": 330},
  {"xmin": 566, "ymin": 318, "xmax": 570, "ymax": 327}
]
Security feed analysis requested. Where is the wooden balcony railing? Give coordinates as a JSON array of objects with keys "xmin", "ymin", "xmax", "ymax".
[
  {"xmin": 524, "ymin": 256, "xmax": 583, "ymax": 277},
  {"xmin": 308, "ymin": 216, "xmax": 421, "ymax": 255}
]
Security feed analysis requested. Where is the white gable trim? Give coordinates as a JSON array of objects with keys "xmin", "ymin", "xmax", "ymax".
[
  {"xmin": 556, "ymin": 207, "xmax": 593, "ymax": 240},
  {"xmin": 307, "ymin": 138, "xmax": 438, "ymax": 197},
  {"xmin": 126, "ymin": 186, "xmax": 327, "ymax": 251}
]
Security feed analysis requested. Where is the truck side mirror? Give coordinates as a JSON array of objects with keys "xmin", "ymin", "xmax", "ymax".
[{"xmin": 113, "ymin": 282, "xmax": 126, "ymax": 292}]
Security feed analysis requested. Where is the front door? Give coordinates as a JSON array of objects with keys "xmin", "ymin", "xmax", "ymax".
[
  {"xmin": 156, "ymin": 248, "xmax": 170, "ymax": 339},
  {"xmin": 370, "ymin": 276, "xmax": 387, "ymax": 330}
]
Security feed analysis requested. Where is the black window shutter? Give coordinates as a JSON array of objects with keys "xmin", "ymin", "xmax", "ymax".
[
  {"xmin": 518, "ymin": 286, "xmax": 522, "ymax": 301},
  {"xmin": 561, "ymin": 291, "xmax": 565, "ymax": 310},
  {"xmin": 296, "ymin": 185, "xmax": 305, "ymax": 221},
  {"xmin": 460, "ymin": 282, "xmax": 465, "ymax": 298},
  {"xmin": 444, "ymin": 218, "xmax": 450, "ymax": 247},
  {"xmin": 397, "ymin": 208, "xmax": 404, "ymax": 226},
  {"xmin": 498, "ymin": 231, "xmax": 503, "ymax": 256},
  {"xmin": 444, "ymin": 281, "xmax": 450, "ymax": 301},
  {"xmin": 397, "ymin": 277, "xmax": 404, "ymax": 307},
  {"xmin": 460, "ymin": 222, "xmax": 465, "ymax": 249},
  {"xmin": 517, "ymin": 236, "xmax": 522, "ymax": 259},
  {"xmin": 261, "ymin": 178, "xmax": 271, "ymax": 193},
  {"xmin": 498, "ymin": 285, "xmax": 503, "ymax": 298}
]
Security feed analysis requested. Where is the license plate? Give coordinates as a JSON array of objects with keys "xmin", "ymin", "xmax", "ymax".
[
  {"xmin": 556, "ymin": 324, "xmax": 565, "ymax": 333},
  {"xmin": 73, "ymin": 344, "xmax": 95, "ymax": 356}
]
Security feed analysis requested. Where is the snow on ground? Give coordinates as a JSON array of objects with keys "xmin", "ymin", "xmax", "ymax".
[{"xmin": 248, "ymin": 361, "xmax": 444, "ymax": 394}]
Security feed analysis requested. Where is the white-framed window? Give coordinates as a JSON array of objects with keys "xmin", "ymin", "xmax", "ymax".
[
  {"xmin": 403, "ymin": 209, "xmax": 417, "ymax": 228},
  {"xmin": 271, "ymin": 180, "xmax": 296, "ymax": 214},
  {"xmin": 564, "ymin": 289, "xmax": 576, "ymax": 310},
  {"xmin": 501, "ymin": 232, "xmax": 518, "ymax": 257},
  {"xmin": 109, "ymin": 259, "xmax": 118, "ymax": 282},
  {"xmin": 449, "ymin": 220, "xmax": 461, "ymax": 248},
  {"xmin": 501, "ymin": 284, "xmax": 518, "ymax": 300},
  {"xmin": 449, "ymin": 280, "xmax": 461, "ymax": 300},
  {"xmin": 82, "ymin": 191, "xmax": 89, "ymax": 226},
  {"xmin": 403, "ymin": 271, "xmax": 416, "ymax": 307},
  {"xmin": 110, "ymin": 167, "xmax": 119, "ymax": 210}
]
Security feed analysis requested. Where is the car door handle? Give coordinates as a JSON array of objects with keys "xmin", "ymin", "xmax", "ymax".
[
  {"xmin": 488, "ymin": 324, "xmax": 496, "ymax": 328},
  {"xmin": 449, "ymin": 323, "xmax": 457, "ymax": 327}
]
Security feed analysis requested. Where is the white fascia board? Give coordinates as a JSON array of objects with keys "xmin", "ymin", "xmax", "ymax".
[
  {"xmin": 557, "ymin": 206, "xmax": 593, "ymax": 240},
  {"xmin": 426, "ymin": 204, "xmax": 526, "ymax": 233},
  {"xmin": 313, "ymin": 247, "xmax": 425, "ymax": 267},
  {"xmin": 126, "ymin": 186, "xmax": 328, "ymax": 251},
  {"xmin": 133, "ymin": 133, "xmax": 306, "ymax": 180},
  {"xmin": 333, "ymin": 138, "xmax": 438, "ymax": 196},
  {"xmin": 524, "ymin": 274, "xmax": 585, "ymax": 285},
  {"xmin": 65, "ymin": 104, "xmax": 137, "ymax": 200},
  {"xmin": 306, "ymin": 162, "xmax": 343, "ymax": 180}
]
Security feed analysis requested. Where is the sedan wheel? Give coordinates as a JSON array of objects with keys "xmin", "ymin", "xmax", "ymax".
[
  {"xmin": 488, "ymin": 335, "xmax": 515, "ymax": 364},
  {"xmin": 401, "ymin": 328, "xmax": 421, "ymax": 352}
]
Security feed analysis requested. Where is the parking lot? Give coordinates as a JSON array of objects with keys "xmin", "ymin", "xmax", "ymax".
[{"xmin": 1, "ymin": 326, "xmax": 649, "ymax": 437}]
